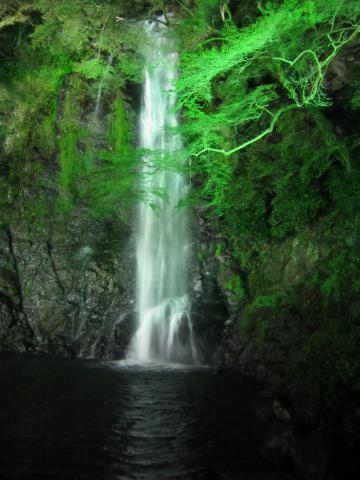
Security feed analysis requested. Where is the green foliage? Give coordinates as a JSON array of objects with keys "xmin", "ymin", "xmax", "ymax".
[
  {"xmin": 328, "ymin": 165, "xmax": 360, "ymax": 220},
  {"xmin": 320, "ymin": 248, "xmax": 360, "ymax": 300},
  {"xmin": 74, "ymin": 58, "xmax": 113, "ymax": 80},
  {"xmin": 178, "ymin": 0, "xmax": 359, "ymax": 109},
  {"xmin": 176, "ymin": 0, "xmax": 225, "ymax": 47},
  {"xmin": 174, "ymin": 1, "xmax": 360, "ymax": 290},
  {"xmin": 320, "ymin": 254, "xmax": 344, "ymax": 298},
  {"xmin": 0, "ymin": 0, "xmax": 144, "ymax": 225},
  {"xmin": 176, "ymin": 0, "xmax": 359, "ymax": 215},
  {"xmin": 31, "ymin": 0, "xmax": 143, "ymax": 81}
]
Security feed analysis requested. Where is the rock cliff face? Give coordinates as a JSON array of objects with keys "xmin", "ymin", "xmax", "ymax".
[
  {"xmin": 0, "ymin": 161, "xmax": 229, "ymax": 361},
  {"xmin": 188, "ymin": 208, "xmax": 228, "ymax": 363},
  {"xmin": 0, "ymin": 209, "xmax": 136, "ymax": 358},
  {"xmin": 0, "ymin": 65, "xmax": 138, "ymax": 357}
]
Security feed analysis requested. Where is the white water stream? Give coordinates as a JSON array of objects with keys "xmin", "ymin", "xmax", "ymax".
[{"xmin": 126, "ymin": 20, "xmax": 197, "ymax": 364}]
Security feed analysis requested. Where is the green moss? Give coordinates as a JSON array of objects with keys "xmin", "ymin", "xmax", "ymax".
[
  {"xmin": 238, "ymin": 291, "xmax": 289, "ymax": 337},
  {"xmin": 2, "ymin": 60, "xmax": 70, "ymax": 155},
  {"xmin": 38, "ymin": 109, "xmax": 57, "ymax": 156},
  {"xmin": 57, "ymin": 76, "xmax": 87, "ymax": 209},
  {"xmin": 0, "ymin": 47, "xmax": 72, "ymax": 224},
  {"xmin": 215, "ymin": 241, "xmax": 224, "ymax": 257},
  {"xmin": 0, "ymin": 0, "xmax": 145, "ymax": 227},
  {"xmin": 225, "ymin": 273, "xmax": 246, "ymax": 301},
  {"xmin": 253, "ymin": 293, "xmax": 289, "ymax": 309},
  {"xmin": 81, "ymin": 95, "xmax": 136, "ymax": 220},
  {"xmin": 351, "ymin": 90, "xmax": 360, "ymax": 110},
  {"xmin": 303, "ymin": 321, "xmax": 360, "ymax": 423},
  {"xmin": 108, "ymin": 97, "xmax": 131, "ymax": 153},
  {"xmin": 320, "ymin": 254, "xmax": 343, "ymax": 297}
]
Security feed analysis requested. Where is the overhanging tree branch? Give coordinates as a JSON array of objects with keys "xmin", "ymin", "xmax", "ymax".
[
  {"xmin": 193, "ymin": 104, "xmax": 299, "ymax": 158},
  {"xmin": 273, "ymin": 23, "xmax": 360, "ymax": 107},
  {"xmin": 192, "ymin": 19, "xmax": 359, "ymax": 159}
]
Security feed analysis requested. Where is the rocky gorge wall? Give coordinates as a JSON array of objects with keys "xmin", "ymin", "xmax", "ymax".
[
  {"xmin": 1, "ymin": 3, "xmax": 360, "ymax": 477},
  {"xmin": 0, "ymin": 212, "xmax": 135, "ymax": 358},
  {"xmin": 0, "ymin": 79, "xmax": 137, "ymax": 357},
  {"xmin": 0, "ymin": 1, "xmax": 229, "ymax": 361}
]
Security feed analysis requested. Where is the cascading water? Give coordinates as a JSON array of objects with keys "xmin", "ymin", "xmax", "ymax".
[{"xmin": 126, "ymin": 20, "xmax": 198, "ymax": 364}]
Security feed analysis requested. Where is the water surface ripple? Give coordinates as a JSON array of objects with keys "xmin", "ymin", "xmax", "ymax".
[{"xmin": 0, "ymin": 355, "xmax": 291, "ymax": 479}]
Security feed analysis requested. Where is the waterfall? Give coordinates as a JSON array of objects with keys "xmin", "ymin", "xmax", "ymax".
[{"xmin": 126, "ymin": 20, "xmax": 198, "ymax": 364}]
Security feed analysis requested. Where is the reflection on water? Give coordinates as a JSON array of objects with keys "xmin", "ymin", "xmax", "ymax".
[{"xmin": 0, "ymin": 354, "xmax": 280, "ymax": 479}]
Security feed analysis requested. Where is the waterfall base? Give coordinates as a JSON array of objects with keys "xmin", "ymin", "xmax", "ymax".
[{"xmin": 127, "ymin": 295, "xmax": 198, "ymax": 364}]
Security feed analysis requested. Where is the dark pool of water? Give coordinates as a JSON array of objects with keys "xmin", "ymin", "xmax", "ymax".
[{"xmin": 0, "ymin": 354, "xmax": 295, "ymax": 480}]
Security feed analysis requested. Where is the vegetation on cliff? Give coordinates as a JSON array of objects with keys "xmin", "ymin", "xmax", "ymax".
[
  {"xmin": 173, "ymin": 0, "xmax": 360, "ymax": 448},
  {"xmin": 0, "ymin": 0, "xmax": 145, "ymax": 227}
]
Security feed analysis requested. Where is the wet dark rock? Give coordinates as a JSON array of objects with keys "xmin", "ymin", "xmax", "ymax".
[
  {"xmin": 325, "ymin": 40, "xmax": 360, "ymax": 92},
  {"xmin": 190, "ymin": 213, "xmax": 229, "ymax": 362},
  {"xmin": 248, "ymin": 473, "xmax": 298, "ymax": 480},
  {"xmin": 177, "ymin": 313, "xmax": 191, "ymax": 344},
  {"xmin": 290, "ymin": 432, "xmax": 329, "ymax": 480},
  {"xmin": 273, "ymin": 399, "xmax": 291, "ymax": 424},
  {"xmin": 261, "ymin": 427, "xmax": 294, "ymax": 468},
  {"xmin": 108, "ymin": 310, "xmax": 136, "ymax": 357},
  {"xmin": 199, "ymin": 468, "xmax": 224, "ymax": 480},
  {"xmin": 0, "ymin": 213, "xmax": 136, "ymax": 358}
]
